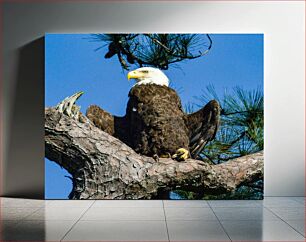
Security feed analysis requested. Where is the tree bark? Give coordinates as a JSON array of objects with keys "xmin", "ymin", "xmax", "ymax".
[{"xmin": 45, "ymin": 108, "xmax": 263, "ymax": 199}]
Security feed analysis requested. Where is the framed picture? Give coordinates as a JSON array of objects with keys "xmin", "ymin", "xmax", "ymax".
[{"xmin": 45, "ymin": 33, "xmax": 263, "ymax": 200}]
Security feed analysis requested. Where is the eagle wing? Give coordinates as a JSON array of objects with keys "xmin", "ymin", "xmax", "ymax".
[
  {"xmin": 86, "ymin": 105, "xmax": 129, "ymax": 145},
  {"xmin": 185, "ymin": 100, "xmax": 221, "ymax": 158},
  {"xmin": 86, "ymin": 105, "xmax": 115, "ymax": 135}
]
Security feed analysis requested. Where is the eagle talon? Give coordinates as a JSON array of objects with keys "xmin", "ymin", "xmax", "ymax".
[
  {"xmin": 172, "ymin": 148, "xmax": 189, "ymax": 161},
  {"xmin": 160, "ymin": 153, "xmax": 171, "ymax": 158}
]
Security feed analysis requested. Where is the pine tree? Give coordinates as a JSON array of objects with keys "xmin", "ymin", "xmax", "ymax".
[{"xmin": 91, "ymin": 34, "xmax": 212, "ymax": 70}]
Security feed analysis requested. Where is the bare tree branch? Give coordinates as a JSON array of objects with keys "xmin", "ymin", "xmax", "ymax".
[{"xmin": 45, "ymin": 108, "xmax": 263, "ymax": 199}]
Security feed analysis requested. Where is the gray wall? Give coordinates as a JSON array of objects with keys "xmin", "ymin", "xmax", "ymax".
[{"xmin": 1, "ymin": 1, "xmax": 305, "ymax": 198}]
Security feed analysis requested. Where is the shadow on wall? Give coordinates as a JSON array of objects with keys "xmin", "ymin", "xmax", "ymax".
[{"xmin": 4, "ymin": 37, "xmax": 45, "ymax": 199}]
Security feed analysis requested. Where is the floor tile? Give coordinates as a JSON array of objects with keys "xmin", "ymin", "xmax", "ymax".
[
  {"xmin": 165, "ymin": 207, "xmax": 217, "ymax": 221},
  {"xmin": 263, "ymin": 197, "xmax": 304, "ymax": 207},
  {"xmin": 208, "ymin": 199, "xmax": 263, "ymax": 208},
  {"xmin": 213, "ymin": 207, "xmax": 279, "ymax": 220},
  {"xmin": 0, "ymin": 207, "xmax": 40, "ymax": 220},
  {"xmin": 25, "ymin": 207, "xmax": 88, "ymax": 220},
  {"xmin": 92, "ymin": 200, "xmax": 163, "ymax": 208},
  {"xmin": 0, "ymin": 198, "xmax": 45, "ymax": 208},
  {"xmin": 292, "ymin": 197, "xmax": 305, "ymax": 205},
  {"xmin": 81, "ymin": 207, "xmax": 165, "ymax": 220},
  {"xmin": 46, "ymin": 200, "xmax": 94, "ymax": 208},
  {"xmin": 0, "ymin": 220, "xmax": 20, "ymax": 240},
  {"xmin": 0, "ymin": 220, "xmax": 20, "ymax": 230},
  {"xmin": 1, "ymin": 220, "xmax": 75, "ymax": 241},
  {"xmin": 221, "ymin": 220, "xmax": 305, "ymax": 241},
  {"xmin": 62, "ymin": 220, "xmax": 168, "ymax": 241},
  {"xmin": 164, "ymin": 200, "xmax": 209, "ymax": 208},
  {"xmin": 268, "ymin": 207, "xmax": 305, "ymax": 220},
  {"xmin": 286, "ymin": 220, "xmax": 305, "ymax": 236},
  {"xmin": 167, "ymin": 220, "xmax": 230, "ymax": 241},
  {"xmin": 0, "ymin": 196, "xmax": 304, "ymax": 242}
]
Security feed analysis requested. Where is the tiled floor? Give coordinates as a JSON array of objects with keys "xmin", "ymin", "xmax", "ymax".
[{"xmin": 0, "ymin": 197, "xmax": 304, "ymax": 241}]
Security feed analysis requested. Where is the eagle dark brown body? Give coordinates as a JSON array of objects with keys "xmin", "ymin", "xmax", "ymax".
[
  {"xmin": 86, "ymin": 84, "xmax": 220, "ymax": 159},
  {"xmin": 126, "ymin": 84, "xmax": 189, "ymax": 157}
]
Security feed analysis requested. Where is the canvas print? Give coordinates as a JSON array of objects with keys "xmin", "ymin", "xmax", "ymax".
[{"xmin": 45, "ymin": 34, "xmax": 263, "ymax": 199}]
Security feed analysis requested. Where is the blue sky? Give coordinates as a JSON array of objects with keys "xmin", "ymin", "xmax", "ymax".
[{"xmin": 45, "ymin": 33, "xmax": 263, "ymax": 199}]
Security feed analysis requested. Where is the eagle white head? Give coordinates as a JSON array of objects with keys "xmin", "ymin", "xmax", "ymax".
[{"xmin": 127, "ymin": 67, "xmax": 169, "ymax": 87}]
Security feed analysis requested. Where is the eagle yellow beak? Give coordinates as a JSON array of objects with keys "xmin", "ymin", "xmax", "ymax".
[{"xmin": 127, "ymin": 70, "xmax": 141, "ymax": 80}]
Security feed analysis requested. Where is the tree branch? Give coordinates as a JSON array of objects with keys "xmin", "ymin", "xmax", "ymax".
[{"xmin": 45, "ymin": 107, "xmax": 263, "ymax": 199}]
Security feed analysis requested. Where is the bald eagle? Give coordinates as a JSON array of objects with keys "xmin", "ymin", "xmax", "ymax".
[{"xmin": 85, "ymin": 67, "xmax": 221, "ymax": 161}]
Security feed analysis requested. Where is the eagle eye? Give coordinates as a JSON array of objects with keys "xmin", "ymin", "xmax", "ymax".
[{"xmin": 141, "ymin": 70, "xmax": 149, "ymax": 74}]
